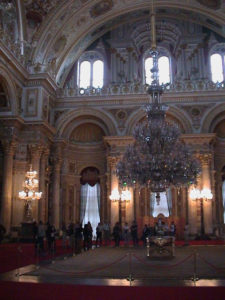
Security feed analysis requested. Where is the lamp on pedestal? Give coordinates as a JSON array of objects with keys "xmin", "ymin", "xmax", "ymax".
[
  {"xmin": 189, "ymin": 187, "xmax": 213, "ymax": 238},
  {"xmin": 109, "ymin": 187, "xmax": 131, "ymax": 223},
  {"xmin": 18, "ymin": 165, "xmax": 42, "ymax": 240}
]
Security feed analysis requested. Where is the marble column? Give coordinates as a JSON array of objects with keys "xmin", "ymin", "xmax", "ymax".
[
  {"xmin": 52, "ymin": 158, "xmax": 62, "ymax": 229},
  {"xmin": 108, "ymin": 156, "xmax": 119, "ymax": 226},
  {"xmin": 200, "ymin": 154, "xmax": 213, "ymax": 235},
  {"xmin": 0, "ymin": 141, "xmax": 16, "ymax": 233},
  {"xmin": 39, "ymin": 148, "xmax": 49, "ymax": 222}
]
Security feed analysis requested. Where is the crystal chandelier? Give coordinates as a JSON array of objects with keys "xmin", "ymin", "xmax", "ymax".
[
  {"xmin": 116, "ymin": 1, "xmax": 201, "ymax": 198},
  {"xmin": 19, "ymin": 165, "xmax": 42, "ymax": 222}
]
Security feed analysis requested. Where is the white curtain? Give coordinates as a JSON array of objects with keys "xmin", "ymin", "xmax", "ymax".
[
  {"xmin": 80, "ymin": 183, "xmax": 88, "ymax": 222},
  {"xmin": 152, "ymin": 192, "xmax": 169, "ymax": 217},
  {"xmin": 81, "ymin": 183, "xmax": 100, "ymax": 238},
  {"xmin": 150, "ymin": 193, "xmax": 155, "ymax": 216},
  {"xmin": 166, "ymin": 188, "xmax": 172, "ymax": 216},
  {"xmin": 222, "ymin": 181, "xmax": 225, "ymax": 224}
]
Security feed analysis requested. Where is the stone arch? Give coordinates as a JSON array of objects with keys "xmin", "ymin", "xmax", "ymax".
[
  {"xmin": 125, "ymin": 105, "xmax": 192, "ymax": 135},
  {"xmin": 56, "ymin": 108, "xmax": 118, "ymax": 138},
  {"xmin": 201, "ymin": 103, "xmax": 225, "ymax": 133},
  {"xmin": 0, "ymin": 65, "xmax": 17, "ymax": 115}
]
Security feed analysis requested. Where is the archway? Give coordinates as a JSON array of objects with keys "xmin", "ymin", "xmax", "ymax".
[{"xmin": 80, "ymin": 167, "xmax": 101, "ymax": 238}]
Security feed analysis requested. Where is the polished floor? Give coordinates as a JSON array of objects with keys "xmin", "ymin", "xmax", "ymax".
[{"xmin": 1, "ymin": 245, "xmax": 225, "ymax": 287}]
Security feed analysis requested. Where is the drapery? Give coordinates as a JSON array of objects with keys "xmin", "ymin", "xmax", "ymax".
[
  {"xmin": 150, "ymin": 193, "xmax": 155, "ymax": 216},
  {"xmin": 81, "ymin": 183, "xmax": 100, "ymax": 238},
  {"xmin": 152, "ymin": 192, "xmax": 169, "ymax": 217},
  {"xmin": 166, "ymin": 188, "xmax": 172, "ymax": 216},
  {"xmin": 80, "ymin": 183, "xmax": 88, "ymax": 223},
  {"xmin": 222, "ymin": 181, "xmax": 225, "ymax": 223},
  {"xmin": 97, "ymin": 183, "xmax": 101, "ymax": 215}
]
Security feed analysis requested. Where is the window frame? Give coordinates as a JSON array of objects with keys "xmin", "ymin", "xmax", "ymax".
[
  {"xmin": 143, "ymin": 48, "xmax": 171, "ymax": 85},
  {"xmin": 77, "ymin": 51, "xmax": 104, "ymax": 89},
  {"xmin": 210, "ymin": 43, "xmax": 225, "ymax": 83}
]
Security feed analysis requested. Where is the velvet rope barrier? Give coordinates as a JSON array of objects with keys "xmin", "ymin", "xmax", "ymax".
[
  {"xmin": 34, "ymin": 253, "xmax": 128, "ymax": 276},
  {"xmin": 132, "ymin": 252, "xmax": 194, "ymax": 269},
  {"xmin": 198, "ymin": 254, "xmax": 225, "ymax": 273}
]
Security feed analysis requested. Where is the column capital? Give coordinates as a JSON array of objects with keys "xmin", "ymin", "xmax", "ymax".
[
  {"xmin": 2, "ymin": 140, "xmax": 17, "ymax": 155},
  {"xmin": 29, "ymin": 143, "xmax": 44, "ymax": 159},
  {"xmin": 196, "ymin": 153, "xmax": 212, "ymax": 166},
  {"xmin": 107, "ymin": 156, "xmax": 120, "ymax": 168}
]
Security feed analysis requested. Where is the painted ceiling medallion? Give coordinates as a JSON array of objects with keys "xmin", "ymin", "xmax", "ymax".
[
  {"xmin": 90, "ymin": 0, "xmax": 113, "ymax": 18},
  {"xmin": 196, "ymin": 0, "xmax": 221, "ymax": 9}
]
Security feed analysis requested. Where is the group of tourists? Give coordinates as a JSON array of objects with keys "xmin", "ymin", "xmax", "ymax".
[
  {"xmin": 33, "ymin": 221, "xmax": 56, "ymax": 255},
  {"xmin": 32, "ymin": 219, "xmax": 177, "ymax": 254}
]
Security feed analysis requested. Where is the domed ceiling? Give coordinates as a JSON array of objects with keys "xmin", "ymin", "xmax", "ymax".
[{"xmin": 9, "ymin": 0, "xmax": 223, "ymax": 87}]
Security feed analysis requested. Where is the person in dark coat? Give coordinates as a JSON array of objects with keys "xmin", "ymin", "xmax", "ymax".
[
  {"xmin": 130, "ymin": 220, "xmax": 138, "ymax": 246},
  {"xmin": 113, "ymin": 222, "xmax": 121, "ymax": 247}
]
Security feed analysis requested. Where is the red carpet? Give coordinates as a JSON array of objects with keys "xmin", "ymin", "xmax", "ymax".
[
  {"xmin": 0, "ymin": 241, "xmax": 72, "ymax": 274},
  {"xmin": 0, "ymin": 281, "xmax": 225, "ymax": 300}
]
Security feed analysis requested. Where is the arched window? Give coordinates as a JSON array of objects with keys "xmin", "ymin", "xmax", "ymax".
[
  {"xmin": 210, "ymin": 53, "xmax": 224, "ymax": 83},
  {"xmin": 78, "ymin": 52, "xmax": 104, "ymax": 89},
  {"xmin": 93, "ymin": 60, "xmax": 104, "ymax": 88},
  {"xmin": 79, "ymin": 61, "xmax": 91, "ymax": 89},
  {"xmin": 144, "ymin": 55, "xmax": 170, "ymax": 85},
  {"xmin": 150, "ymin": 190, "xmax": 172, "ymax": 217}
]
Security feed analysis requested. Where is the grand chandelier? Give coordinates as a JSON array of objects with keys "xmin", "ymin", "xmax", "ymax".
[
  {"xmin": 116, "ymin": 2, "xmax": 201, "ymax": 197},
  {"xmin": 19, "ymin": 165, "xmax": 42, "ymax": 222}
]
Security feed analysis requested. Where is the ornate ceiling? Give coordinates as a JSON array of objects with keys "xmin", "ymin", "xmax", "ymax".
[{"xmin": 1, "ymin": 0, "xmax": 225, "ymax": 86}]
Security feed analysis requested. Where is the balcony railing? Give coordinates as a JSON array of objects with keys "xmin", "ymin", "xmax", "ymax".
[{"xmin": 57, "ymin": 80, "xmax": 225, "ymax": 98}]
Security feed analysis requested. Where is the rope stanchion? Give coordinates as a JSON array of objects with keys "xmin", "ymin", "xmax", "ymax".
[
  {"xmin": 132, "ymin": 252, "xmax": 194, "ymax": 269},
  {"xmin": 198, "ymin": 254, "xmax": 225, "ymax": 273},
  {"xmin": 126, "ymin": 252, "xmax": 134, "ymax": 285},
  {"xmin": 191, "ymin": 249, "xmax": 199, "ymax": 284}
]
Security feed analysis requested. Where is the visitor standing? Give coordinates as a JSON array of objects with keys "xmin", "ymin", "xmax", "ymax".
[
  {"xmin": 130, "ymin": 220, "xmax": 138, "ymax": 246},
  {"xmin": 123, "ymin": 222, "xmax": 129, "ymax": 247}
]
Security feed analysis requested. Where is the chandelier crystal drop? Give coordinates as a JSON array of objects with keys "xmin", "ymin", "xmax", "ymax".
[{"xmin": 116, "ymin": 2, "xmax": 201, "ymax": 195}]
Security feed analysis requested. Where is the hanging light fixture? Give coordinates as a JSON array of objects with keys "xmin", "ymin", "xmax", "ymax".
[
  {"xmin": 116, "ymin": 0, "xmax": 201, "ymax": 201},
  {"xmin": 19, "ymin": 165, "xmax": 42, "ymax": 222}
]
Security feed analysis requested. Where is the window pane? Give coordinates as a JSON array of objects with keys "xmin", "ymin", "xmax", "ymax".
[
  {"xmin": 211, "ymin": 54, "xmax": 223, "ymax": 83},
  {"xmin": 145, "ymin": 57, "xmax": 153, "ymax": 84},
  {"xmin": 158, "ymin": 56, "xmax": 170, "ymax": 84},
  {"xmin": 80, "ymin": 61, "xmax": 91, "ymax": 89},
  {"xmin": 152, "ymin": 192, "xmax": 169, "ymax": 217},
  {"xmin": 93, "ymin": 60, "xmax": 104, "ymax": 88}
]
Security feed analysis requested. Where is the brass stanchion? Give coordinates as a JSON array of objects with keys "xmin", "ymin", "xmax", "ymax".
[
  {"xmin": 146, "ymin": 237, "xmax": 150, "ymax": 257},
  {"xmin": 191, "ymin": 250, "xmax": 199, "ymax": 285},
  {"xmin": 126, "ymin": 252, "xmax": 134, "ymax": 286}
]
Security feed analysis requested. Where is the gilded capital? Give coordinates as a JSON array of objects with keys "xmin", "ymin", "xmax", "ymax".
[{"xmin": 197, "ymin": 153, "xmax": 212, "ymax": 166}]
